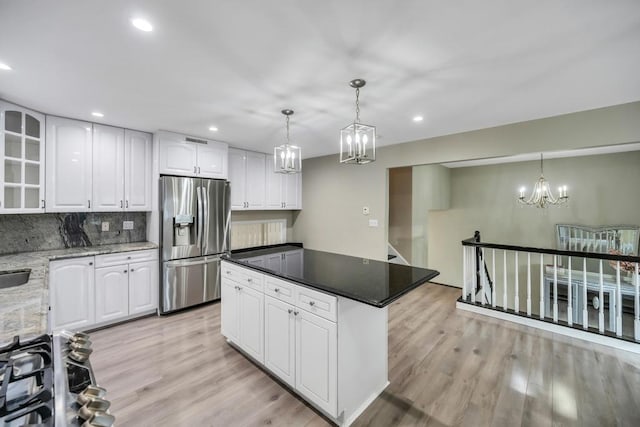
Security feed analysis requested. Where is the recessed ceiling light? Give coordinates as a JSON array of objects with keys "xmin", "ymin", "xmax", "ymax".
[
  {"xmin": 0, "ymin": 62, "xmax": 12, "ymax": 71},
  {"xmin": 413, "ymin": 115, "xmax": 424, "ymax": 122},
  {"xmin": 209, "ymin": 126, "xmax": 218, "ymax": 132},
  {"xmin": 92, "ymin": 112, "xmax": 104, "ymax": 118},
  {"xmin": 131, "ymin": 18, "xmax": 153, "ymax": 32}
]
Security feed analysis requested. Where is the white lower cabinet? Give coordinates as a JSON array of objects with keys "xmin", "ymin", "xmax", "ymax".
[
  {"xmin": 295, "ymin": 308, "xmax": 337, "ymax": 415},
  {"xmin": 238, "ymin": 286, "xmax": 264, "ymax": 363},
  {"xmin": 95, "ymin": 265, "xmax": 129, "ymax": 323},
  {"xmin": 50, "ymin": 249, "xmax": 158, "ymax": 332},
  {"xmin": 221, "ymin": 280, "xmax": 240, "ymax": 342},
  {"xmin": 264, "ymin": 296, "xmax": 296, "ymax": 387},
  {"xmin": 49, "ymin": 256, "xmax": 95, "ymax": 331}
]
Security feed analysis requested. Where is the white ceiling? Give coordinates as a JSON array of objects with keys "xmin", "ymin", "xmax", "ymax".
[{"xmin": 1, "ymin": 0, "xmax": 639, "ymax": 159}]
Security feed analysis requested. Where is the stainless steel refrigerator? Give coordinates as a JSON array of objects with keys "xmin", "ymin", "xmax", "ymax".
[{"xmin": 159, "ymin": 176, "xmax": 230, "ymax": 314}]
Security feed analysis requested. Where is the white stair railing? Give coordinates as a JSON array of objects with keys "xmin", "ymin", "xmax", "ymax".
[{"xmin": 460, "ymin": 232, "xmax": 640, "ymax": 344}]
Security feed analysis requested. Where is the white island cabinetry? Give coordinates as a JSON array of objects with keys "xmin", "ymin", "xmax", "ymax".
[{"xmin": 220, "ymin": 260, "xmax": 388, "ymax": 426}]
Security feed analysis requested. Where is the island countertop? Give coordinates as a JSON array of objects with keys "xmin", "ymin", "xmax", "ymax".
[{"xmin": 224, "ymin": 245, "xmax": 440, "ymax": 308}]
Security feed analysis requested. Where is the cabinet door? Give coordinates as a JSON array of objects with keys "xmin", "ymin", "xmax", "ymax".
[
  {"xmin": 239, "ymin": 285, "xmax": 264, "ymax": 363},
  {"xmin": 228, "ymin": 148, "xmax": 246, "ymax": 210},
  {"xmin": 295, "ymin": 309, "xmax": 337, "ymax": 417},
  {"xmin": 221, "ymin": 279, "xmax": 240, "ymax": 343},
  {"xmin": 264, "ymin": 157, "xmax": 283, "ymax": 209},
  {"xmin": 197, "ymin": 140, "xmax": 228, "ymax": 179},
  {"xmin": 45, "ymin": 116, "xmax": 93, "ymax": 212},
  {"xmin": 245, "ymin": 151, "xmax": 266, "ymax": 209},
  {"xmin": 283, "ymin": 172, "xmax": 301, "ymax": 209},
  {"xmin": 92, "ymin": 124, "xmax": 125, "ymax": 212},
  {"xmin": 0, "ymin": 101, "xmax": 45, "ymax": 213},
  {"xmin": 158, "ymin": 135, "xmax": 197, "ymax": 177},
  {"xmin": 49, "ymin": 257, "xmax": 95, "ymax": 331},
  {"xmin": 95, "ymin": 265, "xmax": 129, "ymax": 323},
  {"xmin": 125, "ymin": 130, "xmax": 153, "ymax": 211},
  {"xmin": 264, "ymin": 296, "xmax": 295, "ymax": 388},
  {"xmin": 129, "ymin": 260, "xmax": 158, "ymax": 314}
]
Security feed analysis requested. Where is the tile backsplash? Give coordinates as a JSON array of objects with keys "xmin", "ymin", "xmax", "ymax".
[{"xmin": 0, "ymin": 212, "xmax": 147, "ymax": 255}]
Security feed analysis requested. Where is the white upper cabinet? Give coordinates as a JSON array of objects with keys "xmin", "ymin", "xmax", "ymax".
[
  {"xmin": 46, "ymin": 116, "xmax": 93, "ymax": 212},
  {"xmin": 0, "ymin": 101, "xmax": 46, "ymax": 213},
  {"xmin": 228, "ymin": 148, "xmax": 266, "ymax": 210},
  {"xmin": 265, "ymin": 158, "xmax": 302, "ymax": 210},
  {"xmin": 158, "ymin": 131, "xmax": 228, "ymax": 179},
  {"xmin": 92, "ymin": 124, "xmax": 125, "ymax": 211},
  {"xmin": 124, "ymin": 129, "xmax": 152, "ymax": 211}
]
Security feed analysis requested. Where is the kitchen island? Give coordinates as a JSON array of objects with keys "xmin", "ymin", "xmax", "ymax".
[{"xmin": 221, "ymin": 245, "xmax": 439, "ymax": 426}]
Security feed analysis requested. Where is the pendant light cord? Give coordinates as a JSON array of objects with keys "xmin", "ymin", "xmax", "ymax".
[
  {"xmin": 286, "ymin": 115, "xmax": 290, "ymax": 143},
  {"xmin": 355, "ymin": 87, "xmax": 360, "ymax": 123}
]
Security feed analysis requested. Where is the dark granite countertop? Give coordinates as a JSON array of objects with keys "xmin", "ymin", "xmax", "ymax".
[{"xmin": 224, "ymin": 245, "xmax": 439, "ymax": 308}]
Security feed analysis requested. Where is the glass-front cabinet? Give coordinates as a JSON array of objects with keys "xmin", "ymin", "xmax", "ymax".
[{"xmin": 0, "ymin": 100, "xmax": 46, "ymax": 213}]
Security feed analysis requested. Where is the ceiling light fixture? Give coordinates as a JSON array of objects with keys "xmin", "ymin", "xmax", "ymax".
[
  {"xmin": 91, "ymin": 112, "xmax": 104, "ymax": 118},
  {"xmin": 413, "ymin": 115, "xmax": 424, "ymax": 122},
  {"xmin": 209, "ymin": 126, "xmax": 218, "ymax": 132},
  {"xmin": 340, "ymin": 79, "xmax": 376, "ymax": 164},
  {"xmin": 274, "ymin": 109, "xmax": 301, "ymax": 174},
  {"xmin": 0, "ymin": 62, "xmax": 12, "ymax": 71},
  {"xmin": 518, "ymin": 154, "xmax": 568, "ymax": 208},
  {"xmin": 131, "ymin": 18, "xmax": 153, "ymax": 32}
]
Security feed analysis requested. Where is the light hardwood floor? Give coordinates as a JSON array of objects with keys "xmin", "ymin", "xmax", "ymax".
[{"xmin": 90, "ymin": 283, "xmax": 640, "ymax": 426}]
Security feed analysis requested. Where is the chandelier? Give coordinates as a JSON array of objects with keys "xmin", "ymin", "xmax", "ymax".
[
  {"xmin": 274, "ymin": 109, "xmax": 301, "ymax": 174},
  {"xmin": 518, "ymin": 154, "xmax": 568, "ymax": 208},
  {"xmin": 340, "ymin": 79, "xmax": 376, "ymax": 164}
]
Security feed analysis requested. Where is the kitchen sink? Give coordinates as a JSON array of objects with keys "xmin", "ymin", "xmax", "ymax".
[{"xmin": 0, "ymin": 269, "xmax": 31, "ymax": 289}]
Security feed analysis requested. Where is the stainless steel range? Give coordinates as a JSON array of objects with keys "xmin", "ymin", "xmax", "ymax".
[{"xmin": 0, "ymin": 332, "xmax": 114, "ymax": 426}]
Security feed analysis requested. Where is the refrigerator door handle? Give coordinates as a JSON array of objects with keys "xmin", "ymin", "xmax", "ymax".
[
  {"xmin": 196, "ymin": 186, "xmax": 203, "ymax": 249},
  {"xmin": 202, "ymin": 186, "xmax": 210, "ymax": 254},
  {"xmin": 165, "ymin": 258, "xmax": 207, "ymax": 268}
]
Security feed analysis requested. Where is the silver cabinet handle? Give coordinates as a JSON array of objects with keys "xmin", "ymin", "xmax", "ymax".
[
  {"xmin": 238, "ymin": 286, "xmax": 243, "ymax": 290},
  {"xmin": 130, "ymin": 269, "xmax": 134, "ymax": 272},
  {"xmin": 288, "ymin": 309, "xmax": 293, "ymax": 314},
  {"xmin": 247, "ymin": 278, "xmax": 252, "ymax": 283},
  {"xmin": 226, "ymin": 270, "xmax": 231, "ymax": 275},
  {"xmin": 309, "ymin": 301, "xmax": 315, "ymax": 306},
  {"xmin": 194, "ymin": 166, "xmax": 197, "ymax": 173},
  {"xmin": 88, "ymin": 200, "xmax": 91, "ymax": 208},
  {"xmin": 123, "ymin": 270, "xmax": 128, "ymax": 273},
  {"xmin": 126, "ymin": 200, "xmax": 129, "ymax": 208},
  {"xmin": 120, "ymin": 200, "xmax": 123, "ymax": 208},
  {"xmin": 41, "ymin": 199, "xmax": 45, "ymax": 209},
  {"xmin": 198, "ymin": 166, "xmax": 201, "ymax": 174},
  {"xmin": 274, "ymin": 288, "xmax": 280, "ymax": 293},
  {"xmin": 127, "ymin": 256, "xmax": 131, "ymax": 259},
  {"xmin": 88, "ymin": 262, "xmax": 93, "ymax": 266},
  {"xmin": 293, "ymin": 311, "xmax": 299, "ymax": 316}
]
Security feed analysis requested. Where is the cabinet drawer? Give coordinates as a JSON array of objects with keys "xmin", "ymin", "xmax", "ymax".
[
  {"xmin": 95, "ymin": 249, "xmax": 158, "ymax": 268},
  {"xmin": 221, "ymin": 261, "xmax": 263, "ymax": 292},
  {"xmin": 295, "ymin": 286, "xmax": 337, "ymax": 322},
  {"xmin": 264, "ymin": 276, "xmax": 296, "ymax": 305}
]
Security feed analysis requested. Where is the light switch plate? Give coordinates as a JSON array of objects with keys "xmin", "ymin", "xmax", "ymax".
[
  {"xmin": 362, "ymin": 206, "xmax": 370, "ymax": 215},
  {"xmin": 368, "ymin": 219, "xmax": 379, "ymax": 227},
  {"xmin": 123, "ymin": 221, "xmax": 134, "ymax": 230},
  {"xmin": 101, "ymin": 222, "xmax": 109, "ymax": 232}
]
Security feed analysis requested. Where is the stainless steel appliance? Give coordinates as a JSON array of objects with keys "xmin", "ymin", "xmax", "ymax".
[
  {"xmin": 0, "ymin": 332, "xmax": 113, "ymax": 427},
  {"xmin": 160, "ymin": 176, "xmax": 230, "ymax": 314}
]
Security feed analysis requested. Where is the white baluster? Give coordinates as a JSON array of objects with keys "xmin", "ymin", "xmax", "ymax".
[
  {"xmin": 503, "ymin": 251, "xmax": 508, "ymax": 311},
  {"xmin": 567, "ymin": 257, "xmax": 573, "ymax": 326},
  {"xmin": 514, "ymin": 252, "xmax": 519, "ymax": 313},
  {"xmin": 599, "ymin": 259, "xmax": 604, "ymax": 334},
  {"xmin": 616, "ymin": 261, "xmax": 622, "ymax": 337},
  {"xmin": 471, "ymin": 247, "xmax": 476, "ymax": 304},
  {"xmin": 635, "ymin": 262, "xmax": 639, "ymax": 342},
  {"xmin": 540, "ymin": 253, "xmax": 545, "ymax": 320},
  {"xmin": 462, "ymin": 246, "xmax": 467, "ymax": 301},
  {"xmin": 527, "ymin": 253, "xmax": 532, "ymax": 316},
  {"xmin": 553, "ymin": 255, "xmax": 558, "ymax": 323},
  {"xmin": 583, "ymin": 258, "xmax": 588, "ymax": 330},
  {"xmin": 492, "ymin": 249, "xmax": 496, "ymax": 308}
]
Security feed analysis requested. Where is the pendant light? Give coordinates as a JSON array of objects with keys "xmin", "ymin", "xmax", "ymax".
[
  {"xmin": 274, "ymin": 109, "xmax": 301, "ymax": 174},
  {"xmin": 340, "ymin": 79, "xmax": 376, "ymax": 164},
  {"xmin": 518, "ymin": 154, "xmax": 568, "ymax": 208}
]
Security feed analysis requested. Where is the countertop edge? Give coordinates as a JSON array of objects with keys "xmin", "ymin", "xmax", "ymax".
[{"xmin": 221, "ymin": 256, "xmax": 440, "ymax": 308}]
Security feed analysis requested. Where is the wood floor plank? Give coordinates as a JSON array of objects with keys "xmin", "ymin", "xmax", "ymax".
[{"xmin": 89, "ymin": 283, "xmax": 640, "ymax": 427}]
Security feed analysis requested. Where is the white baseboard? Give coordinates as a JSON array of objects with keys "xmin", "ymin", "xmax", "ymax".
[{"xmin": 456, "ymin": 301, "xmax": 640, "ymax": 355}]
